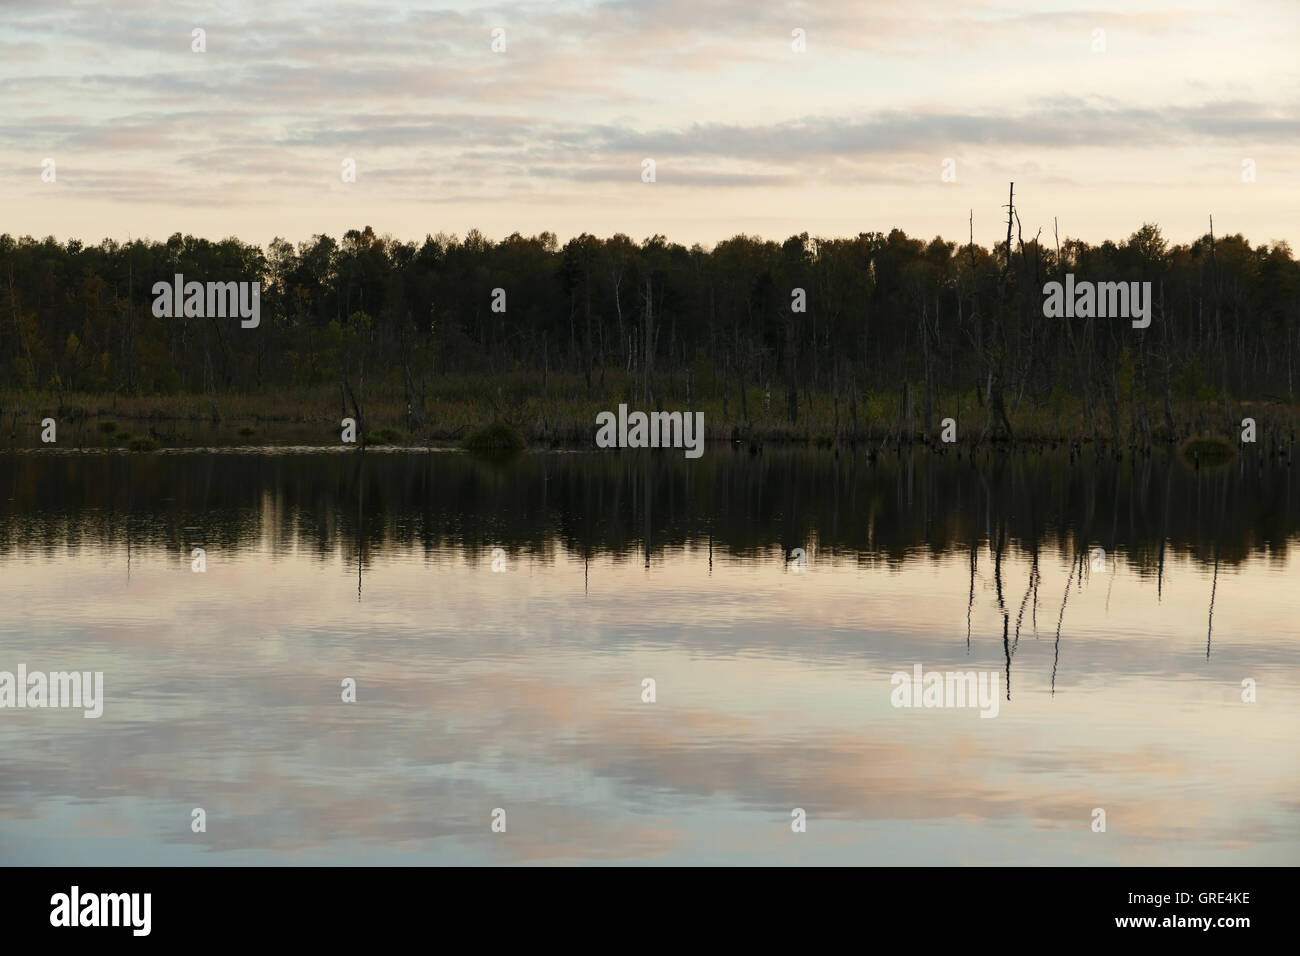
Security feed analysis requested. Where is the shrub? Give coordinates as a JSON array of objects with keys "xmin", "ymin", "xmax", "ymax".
[
  {"xmin": 1181, "ymin": 435, "xmax": 1234, "ymax": 466},
  {"xmin": 463, "ymin": 419, "xmax": 526, "ymax": 455}
]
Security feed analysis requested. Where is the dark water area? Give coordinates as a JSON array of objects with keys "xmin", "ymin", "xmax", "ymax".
[
  {"xmin": 2, "ymin": 444, "xmax": 1295, "ymax": 568},
  {"xmin": 1, "ymin": 447, "xmax": 1297, "ymax": 864}
]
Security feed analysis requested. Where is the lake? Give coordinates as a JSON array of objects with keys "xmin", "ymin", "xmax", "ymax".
[{"xmin": 1, "ymin": 445, "xmax": 1296, "ymax": 865}]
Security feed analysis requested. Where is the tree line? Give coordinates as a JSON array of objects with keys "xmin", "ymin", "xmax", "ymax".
[{"xmin": 3, "ymin": 206, "xmax": 1297, "ymax": 442}]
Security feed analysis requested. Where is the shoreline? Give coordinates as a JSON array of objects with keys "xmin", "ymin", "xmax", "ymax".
[{"xmin": 2, "ymin": 384, "xmax": 1297, "ymax": 454}]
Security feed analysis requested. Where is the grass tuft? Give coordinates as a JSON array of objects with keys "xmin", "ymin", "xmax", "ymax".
[
  {"xmin": 464, "ymin": 419, "xmax": 526, "ymax": 456},
  {"xmin": 1181, "ymin": 435, "xmax": 1235, "ymax": 466}
]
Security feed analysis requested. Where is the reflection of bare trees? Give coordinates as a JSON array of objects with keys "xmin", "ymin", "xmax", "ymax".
[
  {"xmin": 0, "ymin": 446, "xmax": 1283, "ymax": 583},
  {"xmin": 993, "ymin": 514, "xmax": 1011, "ymax": 700},
  {"xmin": 1013, "ymin": 553, "xmax": 1038, "ymax": 655},
  {"xmin": 355, "ymin": 449, "xmax": 366, "ymax": 602},
  {"xmin": 0, "ymin": 442, "xmax": 1267, "ymax": 703},
  {"xmin": 1158, "ymin": 452, "xmax": 1174, "ymax": 601},
  {"xmin": 1206, "ymin": 459, "xmax": 1231, "ymax": 659},
  {"xmin": 967, "ymin": 540, "xmax": 978, "ymax": 652},
  {"xmin": 1207, "ymin": 548, "xmax": 1219, "ymax": 661},
  {"xmin": 1051, "ymin": 550, "xmax": 1082, "ymax": 698}
]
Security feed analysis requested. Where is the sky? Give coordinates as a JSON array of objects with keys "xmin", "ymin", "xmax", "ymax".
[{"xmin": 1, "ymin": 0, "xmax": 1297, "ymax": 250}]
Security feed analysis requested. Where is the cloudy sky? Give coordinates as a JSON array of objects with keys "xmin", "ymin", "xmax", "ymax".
[{"xmin": 2, "ymin": 0, "xmax": 1296, "ymax": 249}]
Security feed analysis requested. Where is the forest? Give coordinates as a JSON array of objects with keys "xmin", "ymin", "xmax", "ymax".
[{"xmin": 2, "ymin": 204, "xmax": 1298, "ymax": 448}]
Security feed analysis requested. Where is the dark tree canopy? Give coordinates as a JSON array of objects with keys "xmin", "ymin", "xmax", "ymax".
[{"xmin": 2, "ymin": 223, "xmax": 1297, "ymax": 442}]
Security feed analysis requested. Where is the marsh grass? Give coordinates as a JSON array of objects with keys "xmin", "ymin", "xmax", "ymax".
[{"xmin": 3, "ymin": 375, "xmax": 1297, "ymax": 450}]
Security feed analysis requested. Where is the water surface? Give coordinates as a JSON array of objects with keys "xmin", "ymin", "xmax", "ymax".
[{"xmin": 1, "ymin": 447, "xmax": 1296, "ymax": 865}]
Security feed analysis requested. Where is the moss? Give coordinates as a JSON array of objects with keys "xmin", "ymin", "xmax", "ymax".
[
  {"xmin": 367, "ymin": 426, "xmax": 404, "ymax": 446},
  {"xmin": 128, "ymin": 436, "xmax": 159, "ymax": 452}
]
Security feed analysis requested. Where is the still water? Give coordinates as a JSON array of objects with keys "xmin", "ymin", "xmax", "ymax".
[{"xmin": 1, "ymin": 446, "xmax": 1297, "ymax": 865}]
